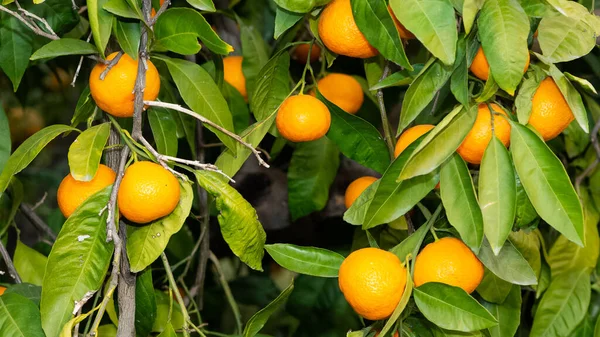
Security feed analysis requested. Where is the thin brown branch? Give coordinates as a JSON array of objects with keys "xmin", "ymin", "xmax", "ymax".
[
  {"xmin": 376, "ymin": 62, "xmax": 396, "ymax": 159},
  {"xmin": 18, "ymin": 8, "xmax": 56, "ymax": 36},
  {"xmin": 209, "ymin": 251, "xmax": 242, "ymax": 334},
  {"xmin": 0, "ymin": 239, "xmax": 21, "ymax": 283},
  {"xmin": 99, "ymin": 51, "xmax": 123, "ymax": 80},
  {"xmin": 0, "ymin": 4, "xmax": 58, "ymax": 40},
  {"xmin": 71, "ymin": 33, "xmax": 93, "ymax": 87},
  {"xmin": 19, "ymin": 203, "xmax": 57, "ymax": 241},
  {"xmin": 148, "ymin": 0, "xmax": 170, "ymax": 26}
]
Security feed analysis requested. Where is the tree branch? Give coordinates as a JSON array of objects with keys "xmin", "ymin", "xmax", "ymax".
[
  {"xmin": 0, "ymin": 4, "xmax": 58, "ymax": 40},
  {"xmin": 0, "ymin": 239, "xmax": 21, "ymax": 283},
  {"xmin": 19, "ymin": 204, "xmax": 57, "ymax": 241},
  {"xmin": 148, "ymin": 0, "xmax": 170, "ymax": 26},
  {"xmin": 209, "ymin": 251, "xmax": 242, "ymax": 334},
  {"xmin": 376, "ymin": 62, "xmax": 396, "ymax": 159}
]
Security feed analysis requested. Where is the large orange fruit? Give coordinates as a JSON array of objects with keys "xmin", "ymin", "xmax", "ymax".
[
  {"xmin": 413, "ymin": 237, "xmax": 484, "ymax": 294},
  {"xmin": 469, "ymin": 47, "xmax": 530, "ymax": 81},
  {"xmin": 394, "ymin": 124, "xmax": 435, "ymax": 158},
  {"xmin": 276, "ymin": 94, "xmax": 331, "ymax": 142},
  {"xmin": 57, "ymin": 164, "xmax": 117, "ymax": 218},
  {"xmin": 528, "ymin": 77, "xmax": 575, "ymax": 141},
  {"xmin": 89, "ymin": 52, "xmax": 160, "ymax": 118},
  {"xmin": 338, "ymin": 247, "xmax": 407, "ymax": 320},
  {"xmin": 316, "ymin": 73, "xmax": 364, "ymax": 114},
  {"xmin": 223, "ymin": 56, "xmax": 247, "ymax": 100},
  {"xmin": 345, "ymin": 176, "xmax": 378, "ymax": 208}
]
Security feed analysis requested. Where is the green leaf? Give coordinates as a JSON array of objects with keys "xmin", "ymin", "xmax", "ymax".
[
  {"xmin": 157, "ymin": 323, "xmax": 177, "ymax": 337},
  {"xmin": 274, "ymin": 7, "xmax": 303, "ymax": 39},
  {"xmin": 88, "ymin": 0, "xmax": 114, "ymax": 57},
  {"xmin": 398, "ymin": 59, "xmax": 453, "ymax": 131},
  {"xmin": 595, "ymin": 315, "xmax": 600, "ymax": 337},
  {"xmin": 565, "ymin": 72, "xmax": 597, "ymax": 95},
  {"xmin": 287, "ymin": 137, "xmax": 339, "ymax": 220},
  {"xmin": 114, "ymin": 19, "xmax": 140, "ymax": 59},
  {"xmin": 450, "ymin": 37, "xmax": 470, "ymax": 107},
  {"xmin": 477, "ymin": 239, "xmax": 537, "ymax": 285},
  {"xmin": 530, "ymin": 268, "xmax": 591, "ymax": 337},
  {"xmin": 103, "ymin": 0, "xmax": 139, "ymax": 19},
  {"xmin": 243, "ymin": 281, "xmax": 294, "ymax": 337},
  {"xmin": 14, "ymin": 241, "xmax": 47, "ymax": 286},
  {"xmin": 0, "ymin": 293, "xmax": 45, "ymax": 337},
  {"xmin": 67, "ymin": 123, "xmax": 110, "ymax": 182},
  {"xmin": 509, "ymin": 122, "xmax": 584, "ymax": 245},
  {"xmin": 475, "ymin": 76, "xmax": 499, "ymax": 103},
  {"xmin": 476, "ymin": 268, "xmax": 512, "ymax": 304},
  {"xmin": 508, "ymin": 230, "xmax": 542, "ymax": 281},
  {"xmin": 40, "ymin": 187, "xmax": 114, "ymax": 337},
  {"xmin": 538, "ymin": 14, "xmax": 596, "ymax": 63},
  {"xmin": 185, "ymin": 0, "xmax": 215, "ymax": 11},
  {"xmin": 30, "ymin": 38, "xmax": 97, "ymax": 60},
  {"xmin": 414, "ymin": 283, "xmax": 498, "ymax": 332},
  {"xmin": 389, "ymin": 221, "xmax": 431, "ymax": 262},
  {"xmin": 148, "ymin": 107, "xmax": 178, "ymax": 157},
  {"xmin": 317, "ymin": 91, "xmax": 390, "ymax": 174},
  {"xmin": 71, "ymin": 86, "xmax": 96, "ymax": 127},
  {"xmin": 0, "ymin": 106, "xmax": 10, "ymax": 173},
  {"xmin": 127, "ymin": 181, "xmax": 193, "ymax": 273},
  {"xmin": 264, "ymin": 244, "xmax": 344, "ymax": 277},
  {"xmin": 272, "ymin": 0, "xmax": 330, "ymax": 13},
  {"xmin": 389, "ymin": 0, "xmax": 457, "ymax": 65},
  {"xmin": 135, "ymin": 269, "xmax": 157, "ymax": 337},
  {"xmin": 482, "ymin": 285, "xmax": 521, "ymax": 337},
  {"xmin": 0, "ymin": 12, "xmax": 33, "ymax": 91},
  {"xmin": 224, "ymin": 83, "xmax": 251, "ymax": 133},
  {"xmin": 463, "ymin": 0, "xmax": 484, "ymax": 33},
  {"xmin": 441, "ymin": 153, "xmax": 484, "ymax": 252},
  {"xmin": 370, "ymin": 70, "xmax": 414, "ymax": 90},
  {"xmin": 343, "ymin": 180, "xmax": 380, "ymax": 225},
  {"xmin": 0, "ymin": 125, "xmax": 78, "ymax": 195},
  {"xmin": 352, "ymin": 0, "xmax": 412, "ymax": 69},
  {"xmin": 250, "ymin": 52, "xmax": 291, "ymax": 121},
  {"xmin": 379, "ymin": 262, "xmax": 413, "ymax": 336},
  {"xmin": 547, "ymin": 66, "xmax": 589, "ymax": 133},
  {"xmin": 400, "ymin": 105, "xmax": 477, "ymax": 180},
  {"xmin": 4, "ymin": 284, "xmax": 42, "ymax": 307},
  {"xmin": 479, "ymin": 136, "xmax": 516, "ymax": 255},
  {"xmin": 477, "ymin": 0, "xmax": 529, "ymax": 95},
  {"xmin": 240, "ymin": 19, "xmax": 270, "ymax": 99},
  {"xmin": 361, "ymin": 138, "xmax": 437, "ymax": 228},
  {"xmin": 515, "ymin": 71, "xmax": 544, "ymax": 124},
  {"xmin": 154, "ymin": 55, "xmax": 236, "ymax": 153},
  {"xmin": 154, "ymin": 8, "xmax": 233, "ymax": 56},
  {"xmin": 514, "ymin": 173, "xmax": 538, "ymax": 228},
  {"xmin": 195, "ymin": 170, "xmax": 266, "ymax": 271}
]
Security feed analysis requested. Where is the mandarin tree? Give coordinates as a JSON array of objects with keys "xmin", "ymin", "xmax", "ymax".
[{"xmin": 0, "ymin": 0, "xmax": 599, "ymax": 336}]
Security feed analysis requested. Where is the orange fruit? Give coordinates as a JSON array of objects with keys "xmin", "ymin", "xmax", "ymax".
[
  {"xmin": 57, "ymin": 164, "xmax": 117, "ymax": 218},
  {"xmin": 318, "ymin": 0, "xmax": 378, "ymax": 58},
  {"xmin": 7, "ymin": 107, "xmax": 44, "ymax": 144},
  {"xmin": 345, "ymin": 176, "xmax": 378, "ymax": 208},
  {"xmin": 223, "ymin": 56, "xmax": 247, "ymax": 100},
  {"xmin": 413, "ymin": 237, "xmax": 484, "ymax": 294},
  {"xmin": 338, "ymin": 247, "xmax": 407, "ymax": 320},
  {"xmin": 90, "ymin": 52, "xmax": 160, "ymax": 118},
  {"xmin": 456, "ymin": 103, "xmax": 511, "ymax": 164},
  {"xmin": 117, "ymin": 161, "xmax": 180, "ymax": 224},
  {"xmin": 394, "ymin": 124, "xmax": 435, "ymax": 158},
  {"xmin": 151, "ymin": 0, "xmax": 165, "ymax": 17},
  {"xmin": 389, "ymin": 5, "xmax": 415, "ymax": 39},
  {"xmin": 316, "ymin": 73, "xmax": 364, "ymax": 114},
  {"xmin": 292, "ymin": 43, "xmax": 321, "ymax": 63},
  {"xmin": 528, "ymin": 77, "xmax": 575, "ymax": 141},
  {"xmin": 469, "ymin": 47, "xmax": 530, "ymax": 81},
  {"xmin": 276, "ymin": 94, "xmax": 331, "ymax": 142},
  {"xmin": 0, "ymin": 286, "xmax": 5, "ymax": 296}
]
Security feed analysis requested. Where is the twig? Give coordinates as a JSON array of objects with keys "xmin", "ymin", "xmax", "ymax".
[
  {"xmin": 376, "ymin": 62, "xmax": 396, "ymax": 159},
  {"xmin": 72, "ymin": 33, "xmax": 93, "ymax": 87},
  {"xmin": 148, "ymin": 0, "xmax": 170, "ymax": 26},
  {"xmin": 71, "ymin": 0, "xmax": 78, "ymax": 10},
  {"xmin": 117, "ymin": 222, "xmax": 137, "ymax": 337},
  {"xmin": 143, "ymin": 100, "xmax": 270, "ymax": 169},
  {"xmin": 30, "ymin": 192, "xmax": 47, "ymax": 211},
  {"xmin": 99, "ymin": 51, "xmax": 123, "ymax": 80},
  {"xmin": 0, "ymin": 4, "xmax": 58, "ymax": 40},
  {"xmin": 405, "ymin": 213, "xmax": 415, "ymax": 235},
  {"xmin": 77, "ymin": 5, "xmax": 87, "ymax": 13},
  {"xmin": 19, "ymin": 203, "xmax": 57, "ymax": 241},
  {"xmin": 209, "ymin": 251, "xmax": 242, "ymax": 334},
  {"xmin": 161, "ymin": 253, "xmax": 190, "ymax": 337},
  {"xmin": 575, "ymin": 117, "xmax": 600, "ymax": 192},
  {"xmin": 0, "ymin": 239, "xmax": 21, "ymax": 283},
  {"xmin": 18, "ymin": 8, "xmax": 57, "ymax": 36}
]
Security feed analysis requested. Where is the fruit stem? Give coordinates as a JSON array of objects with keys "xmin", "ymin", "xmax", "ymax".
[
  {"xmin": 376, "ymin": 62, "xmax": 396, "ymax": 159},
  {"xmin": 429, "ymin": 227, "xmax": 439, "ymax": 241},
  {"xmin": 299, "ymin": 40, "xmax": 316, "ymax": 94}
]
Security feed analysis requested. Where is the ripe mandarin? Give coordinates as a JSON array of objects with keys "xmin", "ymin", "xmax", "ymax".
[
  {"xmin": 469, "ymin": 47, "xmax": 530, "ymax": 81},
  {"xmin": 223, "ymin": 56, "xmax": 247, "ymax": 100},
  {"xmin": 316, "ymin": 73, "xmax": 364, "ymax": 114},
  {"xmin": 528, "ymin": 77, "xmax": 575, "ymax": 141},
  {"xmin": 394, "ymin": 124, "xmax": 435, "ymax": 158},
  {"xmin": 345, "ymin": 176, "xmax": 378, "ymax": 208},
  {"xmin": 276, "ymin": 94, "xmax": 331, "ymax": 142},
  {"xmin": 57, "ymin": 164, "xmax": 116, "ymax": 218}
]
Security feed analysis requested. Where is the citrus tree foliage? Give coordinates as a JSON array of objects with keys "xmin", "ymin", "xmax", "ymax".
[{"xmin": 0, "ymin": 0, "xmax": 600, "ymax": 336}]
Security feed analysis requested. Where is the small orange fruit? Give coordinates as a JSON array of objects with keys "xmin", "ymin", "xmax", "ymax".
[
  {"xmin": 316, "ymin": 73, "xmax": 364, "ymax": 114},
  {"xmin": 528, "ymin": 77, "xmax": 575, "ymax": 141},
  {"xmin": 318, "ymin": 0, "xmax": 378, "ymax": 58},
  {"xmin": 389, "ymin": 5, "xmax": 415, "ymax": 40},
  {"xmin": 90, "ymin": 52, "xmax": 160, "ymax": 118},
  {"xmin": 469, "ymin": 47, "xmax": 530, "ymax": 81},
  {"xmin": 43, "ymin": 68, "xmax": 71, "ymax": 92},
  {"xmin": 118, "ymin": 161, "xmax": 180, "ymax": 224},
  {"xmin": 339, "ymin": 247, "xmax": 407, "ymax": 320},
  {"xmin": 292, "ymin": 43, "xmax": 321, "ymax": 64},
  {"xmin": 456, "ymin": 103, "xmax": 511, "ymax": 164},
  {"xmin": 223, "ymin": 56, "xmax": 247, "ymax": 100},
  {"xmin": 413, "ymin": 237, "xmax": 484, "ymax": 294},
  {"xmin": 57, "ymin": 164, "xmax": 117, "ymax": 218},
  {"xmin": 7, "ymin": 107, "xmax": 44, "ymax": 144},
  {"xmin": 276, "ymin": 94, "xmax": 331, "ymax": 142},
  {"xmin": 0, "ymin": 286, "xmax": 6, "ymax": 296},
  {"xmin": 345, "ymin": 176, "xmax": 378, "ymax": 208},
  {"xmin": 394, "ymin": 124, "xmax": 435, "ymax": 158}
]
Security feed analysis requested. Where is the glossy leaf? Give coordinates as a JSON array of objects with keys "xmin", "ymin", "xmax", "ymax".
[
  {"xmin": 477, "ymin": 239, "xmax": 537, "ymax": 285},
  {"xmin": 127, "ymin": 181, "xmax": 193, "ymax": 272},
  {"xmin": 40, "ymin": 187, "xmax": 114, "ymax": 337},
  {"xmin": 135, "ymin": 269, "xmax": 157, "ymax": 337},
  {"xmin": 274, "ymin": 7, "xmax": 303, "ymax": 39},
  {"xmin": 250, "ymin": 52, "xmax": 291, "ymax": 121},
  {"xmin": 450, "ymin": 37, "xmax": 470, "ymax": 107},
  {"xmin": 157, "ymin": 323, "xmax": 177, "ymax": 337},
  {"xmin": 240, "ymin": 19, "xmax": 270, "ymax": 99},
  {"xmin": 0, "ymin": 125, "xmax": 79, "ymax": 195},
  {"xmin": 68, "ymin": 123, "xmax": 110, "ymax": 182},
  {"xmin": 538, "ymin": 14, "xmax": 596, "ymax": 63},
  {"xmin": 0, "ymin": 13, "xmax": 33, "ymax": 91},
  {"xmin": 515, "ymin": 71, "xmax": 544, "ymax": 124},
  {"xmin": 114, "ymin": 19, "xmax": 140, "ymax": 59},
  {"xmin": 476, "ymin": 268, "xmax": 512, "ymax": 304},
  {"xmin": 352, "ymin": 0, "xmax": 411, "ymax": 69},
  {"xmin": 508, "ymin": 230, "xmax": 542, "ymax": 279},
  {"xmin": 88, "ymin": 0, "xmax": 114, "ymax": 57},
  {"xmin": 71, "ymin": 86, "xmax": 96, "ymax": 127},
  {"xmin": 463, "ymin": 0, "xmax": 484, "ymax": 33},
  {"xmin": 0, "ymin": 293, "xmax": 45, "ymax": 337},
  {"xmin": 514, "ymin": 173, "xmax": 538, "ymax": 228},
  {"xmin": 186, "ymin": 0, "xmax": 215, "ymax": 11},
  {"xmin": 510, "ymin": 122, "xmax": 584, "ymax": 246},
  {"xmin": 479, "ymin": 136, "xmax": 516, "ymax": 255},
  {"xmin": 155, "ymin": 55, "xmax": 236, "ymax": 152},
  {"xmin": 4, "ymin": 284, "xmax": 42, "ymax": 307},
  {"xmin": 148, "ymin": 107, "xmax": 178, "ymax": 157},
  {"xmin": 343, "ymin": 180, "xmax": 380, "ymax": 225},
  {"xmin": 477, "ymin": 0, "xmax": 529, "ymax": 95},
  {"xmin": 154, "ymin": 8, "xmax": 233, "ymax": 55},
  {"xmin": 530, "ymin": 268, "xmax": 591, "ymax": 337},
  {"xmin": 196, "ymin": 171, "xmax": 266, "ymax": 271},
  {"xmin": 389, "ymin": 0, "xmax": 457, "ymax": 65},
  {"xmin": 398, "ymin": 59, "xmax": 453, "ymax": 131},
  {"xmin": 243, "ymin": 281, "xmax": 294, "ymax": 337},
  {"xmin": 0, "ymin": 106, "xmax": 9, "ymax": 172},
  {"xmin": 389, "ymin": 219, "xmax": 432, "ymax": 262},
  {"xmin": 318, "ymin": 91, "xmax": 390, "ymax": 174},
  {"xmin": 482, "ymin": 285, "xmax": 521, "ymax": 337},
  {"xmin": 414, "ymin": 283, "xmax": 498, "ymax": 332},
  {"xmin": 265, "ymin": 244, "xmax": 344, "ymax": 277},
  {"xmin": 103, "ymin": 0, "xmax": 139, "ymax": 19},
  {"xmin": 14, "ymin": 241, "xmax": 47, "ymax": 286},
  {"xmin": 475, "ymin": 76, "xmax": 499, "ymax": 103},
  {"xmin": 273, "ymin": 0, "xmax": 330, "ymax": 13},
  {"xmin": 370, "ymin": 70, "xmax": 413, "ymax": 90},
  {"xmin": 379, "ymin": 262, "xmax": 413, "ymax": 336},
  {"xmin": 30, "ymin": 39, "xmax": 97, "ymax": 60},
  {"xmin": 565, "ymin": 72, "xmax": 597, "ymax": 95},
  {"xmin": 287, "ymin": 137, "xmax": 339, "ymax": 220}
]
